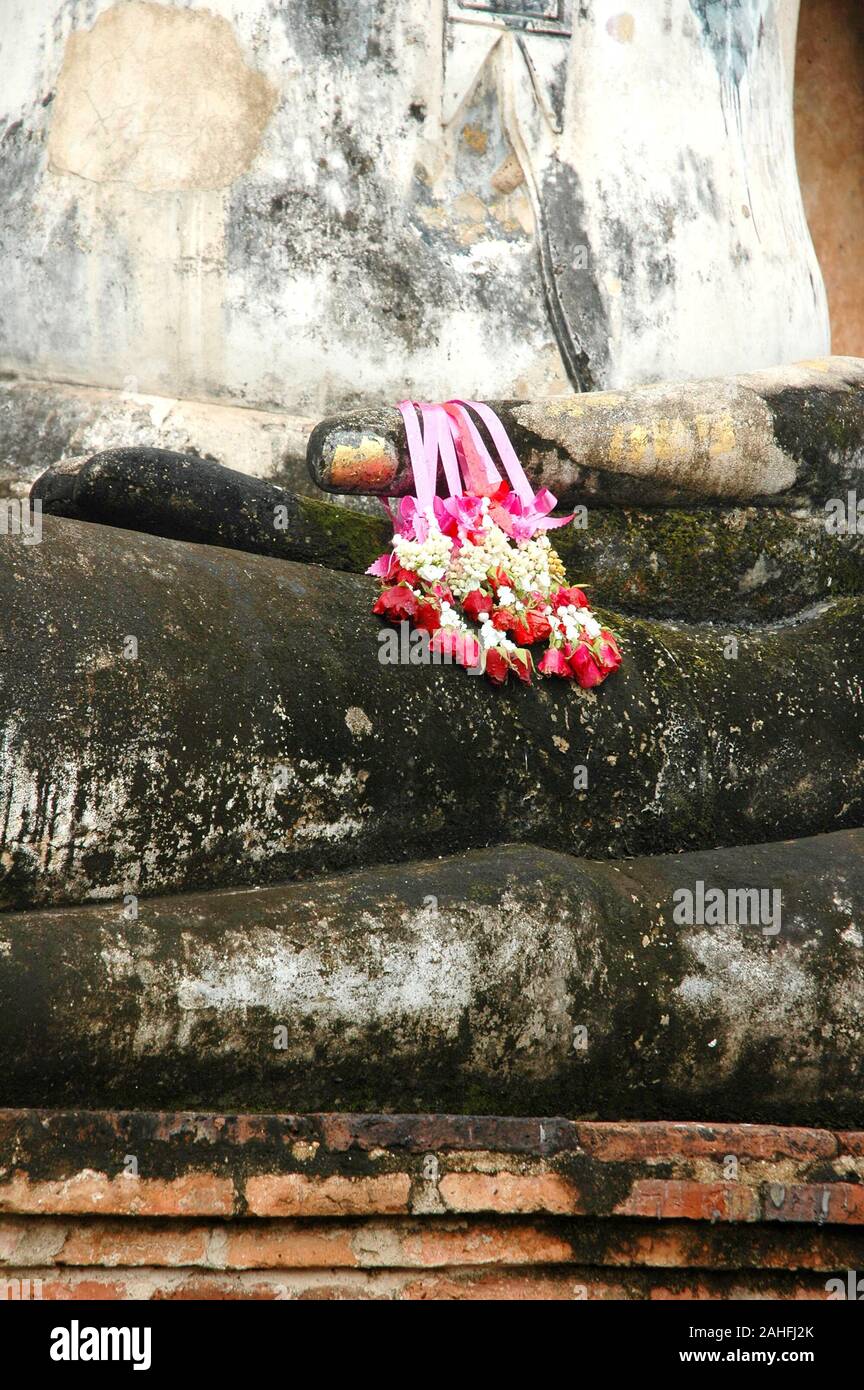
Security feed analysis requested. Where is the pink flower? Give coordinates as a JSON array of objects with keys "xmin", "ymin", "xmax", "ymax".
[
  {"xmin": 366, "ymin": 552, "xmax": 396, "ymax": 579},
  {"xmin": 431, "ymin": 630, "xmax": 481, "ymax": 670},
  {"xmin": 459, "ymin": 634, "xmax": 482, "ymax": 670},
  {"xmin": 568, "ymin": 642, "xmax": 605, "ymax": 688},
  {"xmin": 365, "ymin": 551, "xmax": 419, "ymax": 587},
  {"xmin": 372, "ymin": 584, "xmax": 417, "ymax": 622},
  {"xmin": 431, "ymin": 493, "xmax": 491, "ymax": 546},
  {"xmin": 538, "ymin": 647, "xmax": 573, "ymax": 678},
  {"xmin": 491, "ymin": 487, "xmax": 573, "ymax": 542},
  {"xmin": 432, "ymin": 497, "xmax": 460, "ymax": 538},
  {"xmin": 394, "ymin": 496, "xmax": 430, "ymax": 542},
  {"xmin": 598, "ymin": 632, "xmax": 622, "ymax": 673}
]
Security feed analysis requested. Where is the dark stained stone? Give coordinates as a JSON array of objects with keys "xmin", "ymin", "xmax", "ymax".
[
  {"xmin": 32, "ymin": 450, "xmax": 864, "ymax": 623},
  {"xmin": 0, "ymin": 515, "xmax": 862, "ymax": 911},
  {"xmin": 0, "ymin": 832, "xmax": 862, "ymax": 1123},
  {"xmin": 31, "ymin": 447, "xmax": 391, "ymax": 574}
]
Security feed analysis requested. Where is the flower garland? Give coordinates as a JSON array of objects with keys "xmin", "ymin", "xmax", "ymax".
[{"xmin": 367, "ymin": 400, "xmax": 622, "ymax": 689}]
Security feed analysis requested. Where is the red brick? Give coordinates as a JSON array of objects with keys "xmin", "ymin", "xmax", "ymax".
[
  {"xmin": 401, "ymin": 1271, "xmax": 593, "ymax": 1300},
  {"xmin": 577, "ymin": 1121, "xmax": 838, "ymax": 1162},
  {"xmin": 438, "ymin": 1172, "xmax": 581, "ymax": 1215},
  {"xmin": 0, "ymin": 1172, "xmax": 234, "ymax": 1218},
  {"xmin": 617, "ymin": 1180, "xmax": 760, "ymax": 1222},
  {"xmin": 397, "ymin": 1221, "xmax": 573, "ymax": 1268},
  {"xmin": 152, "ymin": 1281, "xmax": 283, "ymax": 1301},
  {"xmin": 0, "ymin": 1216, "xmax": 209, "ymax": 1269},
  {"xmin": 58, "ymin": 1223, "xmax": 210, "ymax": 1268},
  {"xmin": 1, "ymin": 1110, "xmax": 862, "ymax": 1302},
  {"xmin": 244, "ymin": 1172, "xmax": 411, "ymax": 1217},
  {"xmin": 32, "ymin": 1275, "xmax": 133, "ymax": 1301},
  {"xmin": 223, "ymin": 1225, "xmax": 356, "ymax": 1269}
]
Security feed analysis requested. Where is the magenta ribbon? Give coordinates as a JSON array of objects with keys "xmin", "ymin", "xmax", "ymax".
[{"xmin": 395, "ymin": 399, "xmax": 572, "ymax": 539}]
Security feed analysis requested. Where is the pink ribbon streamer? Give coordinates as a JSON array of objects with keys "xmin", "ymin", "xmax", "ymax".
[{"xmin": 395, "ymin": 398, "xmax": 572, "ymax": 537}]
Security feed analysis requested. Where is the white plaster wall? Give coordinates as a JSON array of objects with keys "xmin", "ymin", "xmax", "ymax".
[{"xmin": 0, "ymin": 0, "xmax": 829, "ymax": 412}]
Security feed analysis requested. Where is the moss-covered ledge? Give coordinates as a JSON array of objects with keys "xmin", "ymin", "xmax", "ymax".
[
  {"xmin": 555, "ymin": 505, "xmax": 864, "ymax": 622},
  {"xmin": 33, "ymin": 449, "xmax": 864, "ymax": 622},
  {"xmin": 1, "ymin": 514, "xmax": 863, "ymax": 910}
]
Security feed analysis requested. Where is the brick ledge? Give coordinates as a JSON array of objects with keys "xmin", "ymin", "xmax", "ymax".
[
  {"xmin": 1, "ymin": 1111, "xmax": 861, "ymax": 1222},
  {"xmin": 2, "ymin": 1113, "xmax": 861, "ymax": 1299}
]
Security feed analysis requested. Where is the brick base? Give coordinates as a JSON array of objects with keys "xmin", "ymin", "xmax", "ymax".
[{"xmin": 1, "ymin": 1113, "xmax": 862, "ymax": 1300}]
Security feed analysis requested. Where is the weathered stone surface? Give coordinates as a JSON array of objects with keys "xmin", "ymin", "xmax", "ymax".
[
  {"xmin": 0, "ymin": 377, "xmax": 316, "ymax": 501},
  {"xmin": 32, "ymin": 448, "xmax": 390, "ymax": 575},
  {"xmin": 556, "ymin": 505, "xmax": 864, "ymax": 623},
  {"xmin": 1, "ymin": 515, "xmax": 863, "ymax": 910},
  {"xmin": 33, "ymin": 451, "xmax": 864, "ymax": 623},
  {"xmin": 0, "ymin": 3, "xmax": 827, "ymax": 412},
  {"xmin": 1, "ymin": 832, "xmax": 863, "ymax": 1121},
  {"xmin": 307, "ymin": 357, "xmax": 864, "ymax": 508},
  {"xmin": 48, "ymin": 3, "xmax": 277, "ymax": 192}
]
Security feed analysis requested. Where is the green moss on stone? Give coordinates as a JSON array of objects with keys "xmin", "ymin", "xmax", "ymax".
[
  {"xmin": 294, "ymin": 494, "xmax": 391, "ymax": 572},
  {"xmin": 554, "ymin": 505, "xmax": 864, "ymax": 622},
  {"xmin": 302, "ymin": 490, "xmax": 864, "ymax": 621}
]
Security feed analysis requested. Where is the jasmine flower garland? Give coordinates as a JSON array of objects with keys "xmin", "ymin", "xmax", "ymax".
[{"xmin": 367, "ymin": 399, "xmax": 622, "ymax": 689}]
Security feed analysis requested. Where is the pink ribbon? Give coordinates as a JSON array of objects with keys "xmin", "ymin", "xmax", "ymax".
[{"xmin": 395, "ymin": 399, "xmax": 572, "ymax": 539}]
